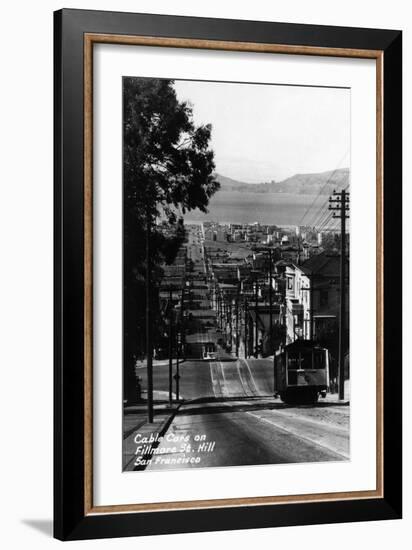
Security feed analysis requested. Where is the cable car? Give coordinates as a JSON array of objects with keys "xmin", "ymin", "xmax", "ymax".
[
  {"xmin": 202, "ymin": 344, "xmax": 217, "ymax": 361},
  {"xmin": 274, "ymin": 340, "xmax": 329, "ymax": 404}
]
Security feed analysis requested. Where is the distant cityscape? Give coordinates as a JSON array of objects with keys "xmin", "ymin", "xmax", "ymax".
[
  {"xmin": 157, "ymin": 219, "xmax": 348, "ymax": 383},
  {"xmin": 201, "ymin": 219, "xmax": 344, "ymax": 260}
]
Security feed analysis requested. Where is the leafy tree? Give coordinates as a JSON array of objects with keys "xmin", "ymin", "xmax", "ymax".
[{"xmin": 123, "ymin": 77, "xmax": 219, "ymax": 401}]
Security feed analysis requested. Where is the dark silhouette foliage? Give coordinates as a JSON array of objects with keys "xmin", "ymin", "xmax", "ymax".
[{"xmin": 123, "ymin": 78, "xmax": 219, "ymax": 401}]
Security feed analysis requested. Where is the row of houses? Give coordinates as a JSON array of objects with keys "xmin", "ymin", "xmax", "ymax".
[{"xmin": 211, "ymin": 250, "xmax": 348, "ymax": 364}]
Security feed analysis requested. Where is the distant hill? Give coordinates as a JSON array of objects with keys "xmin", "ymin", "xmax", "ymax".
[{"xmin": 216, "ymin": 168, "xmax": 349, "ymax": 195}]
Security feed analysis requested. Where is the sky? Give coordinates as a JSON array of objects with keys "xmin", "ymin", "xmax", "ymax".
[{"xmin": 173, "ymin": 79, "xmax": 350, "ymax": 183}]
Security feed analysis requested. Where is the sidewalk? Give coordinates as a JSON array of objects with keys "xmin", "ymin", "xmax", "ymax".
[
  {"xmin": 135, "ymin": 359, "xmax": 174, "ymax": 370},
  {"xmin": 323, "ymin": 380, "xmax": 350, "ymax": 404},
  {"xmin": 123, "ymin": 397, "xmax": 179, "ymax": 471}
]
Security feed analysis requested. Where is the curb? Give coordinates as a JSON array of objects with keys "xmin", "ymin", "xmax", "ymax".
[{"xmin": 132, "ymin": 403, "xmax": 183, "ymax": 472}]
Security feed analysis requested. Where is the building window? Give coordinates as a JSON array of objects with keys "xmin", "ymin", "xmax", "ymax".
[{"xmin": 287, "ymin": 277, "xmax": 293, "ymax": 290}]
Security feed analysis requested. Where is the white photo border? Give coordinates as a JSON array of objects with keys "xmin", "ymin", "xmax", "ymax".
[{"xmin": 92, "ymin": 42, "xmax": 377, "ymax": 508}]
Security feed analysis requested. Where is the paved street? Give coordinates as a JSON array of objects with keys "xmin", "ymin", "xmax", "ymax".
[
  {"xmin": 146, "ymin": 398, "xmax": 349, "ymax": 470},
  {"xmin": 136, "ymin": 358, "xmax": 274, "ymax": 401},
  {"xmin": 130, "ymin": 357, "xmax": 349, "ymax": 470}
]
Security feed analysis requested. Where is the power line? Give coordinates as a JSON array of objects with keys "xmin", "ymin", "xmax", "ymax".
[
  {"xmin": 308, "ymin": 183, "xmax": 351, "ymax": 235},
  {"xmin": 307, "ymin": 197, "xmax": 330, "ymax": 227},
  {"xmin": 297, "ymin": 151, "xmax": 349, "ymax": 228},
  {"xmin": 317, "ymin": 214, "xmax": 334, "ymax": 232},
  {"xmin": 306, "ymin": 193, "xmax": 334, "ymax": 228},
  {"xmin": 316, "ymin": 213, "xmax": 335, "ymax": 233},
  {"xmin": 311, "ymin": 200, "xmax": 335, "ymax": 230},
  {"xmin": 308, "ymin": 180, "xmax": 350, "ymax": 230},
  {"xmin": 312, "ymin": 205, "xmax": 332, "ymax": 229}
]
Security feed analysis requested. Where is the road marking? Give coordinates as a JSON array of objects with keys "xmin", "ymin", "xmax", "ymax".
[
  {"xmin": 209, "ymin": 362, "xmax": 218, "ymax": 398},
  {"xmin": 210, "ymin": 362, "xmax": 224, "ymax": 398},
  {"xmin": 269, "ymin": 409, "xmax": 349, "ymax": 433},
  {"xmin": 246, "ymin": 411, "xmax": 349, "ymax": 459},
  {"xmin": 219, "ymin": 362, "xmax": 229, "ymax": 397},
  {"xmin": 236, "ymin": 360, "xmax": 248, "ymax": 397},
  {"xmin": 236, "ymin": 359, "xmax": 259, "ymax": 396},
  {"xmin": 241, "ymin": 359, "xmax": 260, "ymax": 395}
]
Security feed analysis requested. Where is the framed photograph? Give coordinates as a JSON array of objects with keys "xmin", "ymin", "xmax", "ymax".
[{"xmin": 54, "ymin": 8, "xmax": 402, "ymax": 541}]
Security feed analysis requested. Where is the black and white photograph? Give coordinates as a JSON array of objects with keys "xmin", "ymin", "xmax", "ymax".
[
  {"xmin": 0, "ymin": 0, "xmax": 405, "ymax": 545},
  {"xmin": 122, "ymin": 76, "xmax": 350, "ymax": 472}
]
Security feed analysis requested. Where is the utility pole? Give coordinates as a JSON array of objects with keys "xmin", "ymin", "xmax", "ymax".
[
  {"xmin": 216, "ymin": 288, "xmax": 220, "ymax": 328},
  {"xmin": 310, "ymin": 273, "xmax": 314, "ymax": 340},
  {"xmin": 252, "ymin": 270, "xmax": 260, "ymax": 358},
  {"xmin": 228, "ymin": 300, "xmax": 233, "ymax": 351},
  {"xmin": 235, "ymin": 282, "xmax": 240, "ymax": 357},
  {"xmin": 175, "ymin": 317, "xmax": 180, "ymax": 401},
  {"xmin": 175, "ymin": 281, "xmax": 186, "ymax": 402},
  {"xmin": 146, "ymin": 211, "xmax": 154, "ymax": 423},
  {"xmin": 223, "ymin": 296, "xmax": 227, "ymax": 345},
  {"xmin": 244, "ymin": 299, "xmax": 248, "ymax": 358},
  {"xmin": 329, "ymin": 189, "xmax": 350, "ymax": 400},
  {"xmin": 255, "ymin": 279, "xmax": 259, "ymax": 357},
  {"xmin": 216, "ymin": 286, "xmax": 220, "ymax": 329},
  {"xmin": 220, "ymin": 291, "xmax": 224, "ymax": 331},
  {"xmin": 219, "ymin": 293, "xmax": 223, "ymax": 331},
  {"xmin": 268, "ymin": 249, "xmax": 273, "ymax": 350},
  {"xmin": 219, "ymin": 291, "xmax": 222, "ymax": 330},
  {"xmin": 168, "ymin": 287, "xmax": 173, "ymax": 406},
  {"xmin": 175, "ymin": 332, "xmax": 180, "ymax": 402}
]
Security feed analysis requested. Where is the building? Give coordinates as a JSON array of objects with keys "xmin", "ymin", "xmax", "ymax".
[
  {"xmin": 274, "ymin": 260, "xmax": 311, "ymax": 344},
  {"xmin": 300, "ymin": 252, "xmax": 349, "ymax": 382}
]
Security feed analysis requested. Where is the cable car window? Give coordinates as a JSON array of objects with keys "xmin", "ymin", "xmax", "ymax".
[
  {"xmin": 300, "ymin": 351, "xmax": 312, "ymax": 369},
  {"xmin": 287, "ymin": 353, "xmax": 300, "ymax": 370},
  {"xmin": 313, "ymin": 349, "xmax": 325, "ymax": 369}
]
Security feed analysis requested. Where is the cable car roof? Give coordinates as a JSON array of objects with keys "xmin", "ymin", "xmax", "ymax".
[{"xmin": 282, "ymin": 339, "xmax": 327, "ymax": 351}]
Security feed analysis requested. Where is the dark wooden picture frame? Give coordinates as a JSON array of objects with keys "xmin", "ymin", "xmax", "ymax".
[{"xmin": 54, "ymin": 8, "xmax": 402, "ymax": 541}]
